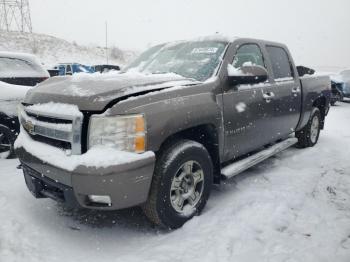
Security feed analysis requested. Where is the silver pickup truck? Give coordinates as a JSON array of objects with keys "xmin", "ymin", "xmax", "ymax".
[{"xmin": 15, "ymin": 37, "xmax": 331, "ymax": 229}]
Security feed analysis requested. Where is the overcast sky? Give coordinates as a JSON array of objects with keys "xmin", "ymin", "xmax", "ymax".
[{"xmin": 30, "ymin": 0, "xmax": 350, "ymax": 69}]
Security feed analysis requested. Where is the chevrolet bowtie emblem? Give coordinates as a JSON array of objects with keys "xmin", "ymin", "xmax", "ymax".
[{"xmin": 23, "ymin": 120, "xmax": 35, "ymax": 135}]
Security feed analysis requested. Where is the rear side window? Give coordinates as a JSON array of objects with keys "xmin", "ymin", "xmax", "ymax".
[
  {"xmin": 266, "ymin": 46, "xmax": 293, "ymax": 80},
  {"xmin": 66, "ymin": 64, "xmax": 72, "ymax": 74}
]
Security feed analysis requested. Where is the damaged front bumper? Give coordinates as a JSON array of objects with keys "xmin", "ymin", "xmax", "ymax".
[{"xmin": 16, "ymin": 146, "xmax": 156, "ymax": 210}]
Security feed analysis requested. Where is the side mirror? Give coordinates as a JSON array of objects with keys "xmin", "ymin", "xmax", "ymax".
[{"xmin": 227, "ymin": 64, "xmax": 268, "ymax": 86}]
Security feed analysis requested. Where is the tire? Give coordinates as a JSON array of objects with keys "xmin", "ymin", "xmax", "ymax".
[
  {"xmin": 0, "ymin": 124, "xmax": 16, "ymax": 159},
  {"xmin": 330, "ymin": 101, "xmax": 335, "ymax": 106},
  {"xmin": 142, "ymin": 139, "xmax": 213, "ymax": 229},
  {"xmin": 295, "ymin": 108, "xmax": 321, "ymax": 148}
]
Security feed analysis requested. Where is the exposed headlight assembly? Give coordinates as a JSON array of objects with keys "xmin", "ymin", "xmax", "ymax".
[{"xmin": 88, "ymin": 114, "xmax": 146, "ymax": 153}]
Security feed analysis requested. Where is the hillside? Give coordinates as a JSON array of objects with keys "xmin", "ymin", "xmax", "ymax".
[{"xmin": 0, "ymin": 31, "xmax": 137, "ymax": 68}]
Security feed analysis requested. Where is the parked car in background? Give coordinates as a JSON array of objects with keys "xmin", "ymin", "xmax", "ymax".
[
  {"xmin": 47, "ymin": 69, "xmax": 60, "ymax": 77},
  {"xmin": 0, "ymin": 52, "xmax": 49, "ymax": 85},
  {"xmin": 0, "ymin": 52, "xmax": 49, "ymax": 158},
  {"xmin": 330, "ymin": 78, "xmax": 344, "ymax": 105},
  {"xmin": 329, "ymin": 70, "xmax": 350, "ymax": 105},
  {"xmin": 16, "ymin": 37, "xmax": 330, "ymax": 229},
  {"xmin": 53, "ymin": 63, "xmax": 95, "ymax": 76},
  {"xmin": 93, "ymin": 64, "xmax": 120, "ymax": 73},
  {"xmin": 339, "ymin": 69, "xmax": 350, "ymax": 99}
]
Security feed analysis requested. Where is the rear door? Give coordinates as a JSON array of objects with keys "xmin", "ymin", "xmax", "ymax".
[
  {"xmin": 264, "ymin": 45, "xmax": 302, "ymax": 138},
  {"xmin": 222, "ymin": 41, "xmax": 275, "ymax": 160}
]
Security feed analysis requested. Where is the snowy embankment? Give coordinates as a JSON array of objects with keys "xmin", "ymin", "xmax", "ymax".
[
  {"xmin": 0, "ymin": 32, "xmax": 136, "ymax": 68},
  {"xmin": 1, "ymin": 103, "xmax": 350, "ymax": 262}
]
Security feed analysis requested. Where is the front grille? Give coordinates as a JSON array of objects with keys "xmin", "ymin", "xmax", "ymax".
[
  {"xmin": 18, "ymin": 104, "xmax": 83, "ymax": 154},
  {"xmin": 29, "ymin": 133, "xmax": 72, "ymax": 150},
  {"xmin": 26, "ymin": 112, "xmax": 73, "ymax": 124}
]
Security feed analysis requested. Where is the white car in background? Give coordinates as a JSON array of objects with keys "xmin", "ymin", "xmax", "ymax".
[{"xmin": 0, "ymin": 52, "xmax": 49, "ymax": 158}]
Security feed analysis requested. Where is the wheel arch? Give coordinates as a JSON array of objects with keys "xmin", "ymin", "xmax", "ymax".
[
  {"xmin": 155, "ymin": 123, "xmax": 222, "ymax": 184},
  {"xmin": 312, "ymin": 96, "xmax": 327, "ymax": 129}
]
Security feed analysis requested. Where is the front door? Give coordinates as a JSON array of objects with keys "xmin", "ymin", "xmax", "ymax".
[{"xmin": 223, "ymin": 42, "xmax": 275, "ymax": 161}]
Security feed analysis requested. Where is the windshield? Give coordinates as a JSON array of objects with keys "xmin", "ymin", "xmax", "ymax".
[
  {"xmin": 124, "ymin": 41, "xmax": 228, "ymax": 81},
  {"xmin": 340, "ymin": 69, "xmax": 350, "ymax": 80}
]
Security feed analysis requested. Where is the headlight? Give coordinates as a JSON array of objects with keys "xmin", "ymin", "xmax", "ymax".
[{"xmin": 88, "ymin": 114, "xmax": 146, "ymax": 153}]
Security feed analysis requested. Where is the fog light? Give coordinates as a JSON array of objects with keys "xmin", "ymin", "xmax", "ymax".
[{"xmin": 88, "ymin": 195, "xmax": 112, "ymax": 206}]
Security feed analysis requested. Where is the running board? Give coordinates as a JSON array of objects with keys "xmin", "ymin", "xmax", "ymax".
[{"xmin": 221, "ymin": 137, "xmax": 298, "ymax": 179}]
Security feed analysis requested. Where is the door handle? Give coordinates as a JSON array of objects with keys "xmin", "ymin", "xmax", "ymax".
[
  {"xmin": 292, "ymin": 86, "xmax": 301, "ymax": 93},
  {"xmin": 263, "ymin": 92, "xmax": 275, "ymax": 103},
  {"xmin": 263, "ymin": 92, "xmax": 275, "ymax": 99}
]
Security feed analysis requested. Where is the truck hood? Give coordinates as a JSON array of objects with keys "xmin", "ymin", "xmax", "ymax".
[{"xmin": 24, "ymin": 72, "xmax": 198, "ymax": 111}]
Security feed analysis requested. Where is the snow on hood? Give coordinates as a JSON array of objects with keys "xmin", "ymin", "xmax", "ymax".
[{"xmin": 24, "ymin": 71, "xmax": 200, "ymax": 111}]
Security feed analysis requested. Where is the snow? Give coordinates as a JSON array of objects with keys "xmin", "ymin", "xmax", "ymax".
[
  {"xmin": 14, "ymin": 129, "xmax": 154, "ymax": 171},
  {"xmin": 227, "ymin": 64, "xmax": 251, "ymax": 76},
  {"xmin": 0, "ymin": 81, "xmax": 31, "ymax": 101},
  {"xmin": 62, "ymin": 71, "xmax": 196, "ymax": 101},
  {"xmin": 0, "ymin": 103, "xmax": 349, "ymax": 261},
  {"xmin": 191, "ymin": 34, "xmax": 238, "ymax": 43},
  {"xmin": 0, "ymin": 51, "xmax": 49, "ymax": 78},
  {"xmin": 26, "ymin": 102, "xmax": 83, "ymax": 118},
  {"xmin": 275, "ymin": 77, "xmax": 294, "ymax": 82},
  {"xmin": 0, "ymin": 32, "xmax": 136, "ymax": 68},
  {"xmin": 0, "ymin": 81, "xmax": 31, "ymax": 116},
  {"xmin": 235, "ymin": 102, "xmax": 247, "ymax": 113}
]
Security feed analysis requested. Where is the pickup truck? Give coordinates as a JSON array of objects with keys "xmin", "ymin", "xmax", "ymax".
[{"xmin": 15, "ymin": 37, "xmax": 331, "ymax": 229}]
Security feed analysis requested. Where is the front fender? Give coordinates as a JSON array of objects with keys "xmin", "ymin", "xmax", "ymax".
[{"xmin": 106, "ymin": 84, "xmax": 224, "ymax": 154}]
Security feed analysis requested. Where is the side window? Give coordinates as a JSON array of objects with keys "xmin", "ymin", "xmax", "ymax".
[
  {"xmin": 266, "ymin": 46, "xmax": 293, "ymax": 80},
  {"xmin": 232, "ymin": 44, "xmax": 265, "ymax": 69},
  {"xmin": 66, "ymin": 64, "xmax": 72, "ymax": 75},
  {"xmin": 58, "ymin": 65, "xmax": 65, "ymax": 75}
]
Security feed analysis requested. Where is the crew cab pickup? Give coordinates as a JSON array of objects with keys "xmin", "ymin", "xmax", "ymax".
[{"xmin": 15, "ymin": 37, "xmax": 331, "ymax": 229}]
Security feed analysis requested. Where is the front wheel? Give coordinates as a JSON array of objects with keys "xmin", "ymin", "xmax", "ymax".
[
  {"xmin": 142, "ymin": 140, "xmax": 213, "ymax": 229},
  {"xmin": 0, "ymin": 125, "xmax": 16, "ymax": 159},
  {"xmin": 295, "ymin": 108, "xmax": 321, "ymax": 148}
]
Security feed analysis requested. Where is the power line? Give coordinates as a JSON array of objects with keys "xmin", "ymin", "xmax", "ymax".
[{"xmin": 0, "ymin": 0, "xmax": 32, "ymax": 32}]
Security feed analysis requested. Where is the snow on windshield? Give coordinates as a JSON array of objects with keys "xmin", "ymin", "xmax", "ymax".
[{"xmin": 125, "ymin": 41, "xmax": 228, "ymax": 82}]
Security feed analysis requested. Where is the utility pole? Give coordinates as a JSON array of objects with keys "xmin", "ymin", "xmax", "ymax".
[
  {"xmin": 0, "ymin": 0, "xmax": 32, "ymax": 32},
  {"xmin": 105, "ymin": 21, "xmax": 109, "ymax": 65}
]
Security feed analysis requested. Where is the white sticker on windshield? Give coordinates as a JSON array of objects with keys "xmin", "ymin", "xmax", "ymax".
[{"xmin": 191, "ymin": 47, "xmax": 219, "ymax": 54}]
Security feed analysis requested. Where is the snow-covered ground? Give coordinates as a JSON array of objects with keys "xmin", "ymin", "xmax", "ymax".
[{"xmin": 1, "ymin": 103, "xmax": 350, "ymax": 262}]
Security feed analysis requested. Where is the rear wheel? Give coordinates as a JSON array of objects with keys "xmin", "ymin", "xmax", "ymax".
[
  {"xmin": 0, "ymin": 125, "xmax": 16, "ymax": 159},
  {"xmin": 142, "ymin": 140, "xmax": 213, "ymax": 229},
  {"xmin": 296, "ymin": 108, "xmax": 321, "ymax": 148}
]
